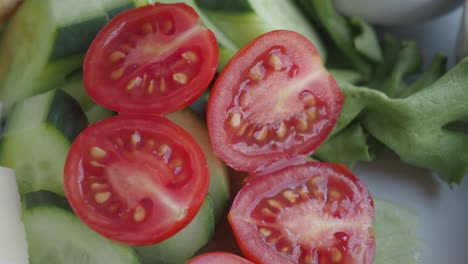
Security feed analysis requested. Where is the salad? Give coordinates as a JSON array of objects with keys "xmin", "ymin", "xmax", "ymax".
[{"xmin": 0, "ymin": 0, "xmax": 466, "ymax": 263}]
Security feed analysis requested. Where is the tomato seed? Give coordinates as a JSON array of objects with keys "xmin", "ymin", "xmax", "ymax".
[
  {"xmin": 282, "ymin": 189, "xmax": 297, "ymax": 203},
  {"xmin": 276, "ymin": 122, "xmax": 287, "ymax": 139},
  {"xmin": 182, "ymin": 51, "xmax": 197, "ymax": 63},
  {"xmin": 109, "ymin": 51, "xmax": 126, "ymax": 63},
  {"xmin": 308, "ymin": 176, "xmax": 321, "ymax": 185},
  {"xmin": 89, "ymin": 146, "xmax": 107, "ymax": 159},
  {"xmin": 233, "ymin": 123, "xmax": 246, "ymax": 137},
  {"xmin": 94, "ymin": 192, "xmax": 111, "ymax": 204},
  {"xmin": 280, "ymin": 246, "xmax": 291, "ymax": 254},
  {"xmin": 266, "ymin": 236, "xmax": 279, "ymax": 244},
  {"xmin": 131, "ymin": 131, "xmax": 141, "ymax": 146},
  {"xmin": 127, "ymin": 77, "xmax": 141, "ymax": 90},
  {"xmin": 296, "ymin": 117, "xmax": 308, "ymax": 131},
  {"xmin": 157, "ymin": 144, "xmax": 170, "ymax": 156},
  {"xmin": 147, "ymin": 79, "xmax": 155, "ymax": 95},
  {"xmin": 133, "ymin": 205, "xmax": 146, "ymax": 222},
  {"xmin": 245, "ymin": 127, "xmax": 255, "ymax": 139},
  {"xmin": 229, "ymin": 113, "xmax": 242, "ymax": 128},
  {"xmin": 302, "ymin": 253, "xmax": 313, "ymax": 264},
  {"xmin": 141, "ymin": 74, "xmax": 148, "ymax": 88},
  {"xmin": 328, "ymin": 190, "xmax": 341, "ymax": 200},
  {"xmin": 90, "ymin": 161, "xmax": 105, "ymax": 168},
  {"xmin": 267, "ymin": 199, "xmax": 282, "ymax": 210},
  {"xmin": 238, "ymin": 94, "xmax": 250, "ymax": 111},
  {"xmin": 310, "ymin": 187, "xmax": 323, "ymax": 199},
  {"xmin": 259, "ymin": 227, "xmax": 272, "ymax": 237},
  {"xmin": 301, "ymin": 92, "xmax": 316, "ymax": 108},
  {"xmin": 142, "ymin": 23, "xmax": 153, "ymax": 34},
  {"xmin": 268, "ymin": 54, "xmax": 282, "ymax": 70},
  {"xmin": 248, "ymin": 63, "xmax": 265, "ymax": 80},
  {"xmin": 110, "ymin": 67, "xmax": 125, "ymax": 80},
  {"xmin": 297, "ymin": 186, "xmax": 311, "ymax": 201},
  {"xmin": 160, "ymin": 20, "xmax": 174, "ymax": 35},
  {"xmin": 331, "ymin": 247, "xmax": 343, "ymax": 263},
  {"xmin": 254, "ymin": 126, "xmax": 269, "ymax": 142},
  {"xmin": 90, "ymin": 182, "xmax": 107, "ymax": 191},
  {"xmin": 260, "ymin": 208, "xmax": 275, "ymax": 217},
  {"xmin": 176, "ymin": 208, "xmax": 188, "ymax": 220},
  {"xmin": 305, "ymin": 110, "xmax": 317, "ymax": 121},
  {"xmin": 173, "ymin": 72, "xmax": 188, "ymax": 84}
]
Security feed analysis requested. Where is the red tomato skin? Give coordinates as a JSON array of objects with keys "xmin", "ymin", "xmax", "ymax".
[
  {"xmin": 186, "ymin": 252, "xmax": 254, "ymax": 264},
  {"xmin": 207, "ymin": 30, "xmax": 343, "ymax": 173},
  {"xmin": 84, "ymin": 3, "xmax": 219, "ymax": 115},
  {"xmin": 229, "ymin": 161, "xmax": 375, "ymax": 264},
  {"xmin": 64, "ymin": 114, "xmax": 209, "ymax": 246}
]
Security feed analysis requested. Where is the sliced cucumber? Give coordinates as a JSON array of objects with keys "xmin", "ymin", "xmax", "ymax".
[
  {"xmin": 23, "ymin": 190, "xmax": 72, "ymax": 211},
  {"xmin": 0, "ymin": 89, "xmax": 87, "ymax": 196},
  {"xmin": 85, "ymin": 104, "xmax": 115, "ymax": 124},
  {"xmin": 60, "ymin": 73, "xmax": 115, "ymax": 124},
  {"xmin": 167, "ymin": 110, "xmax": 230, "ymax": 222},
  {"xmin": 0, "ymin": 0, "xmax": 135, "ymax": 113},
  {"xmin": 195, "ymin": 0, "xmax": 326, "ymax": 59},
  {"xmin": 135, "ymin": 196, "xmax": 214, "ymax": 264},
  {"xmin": 23, "ymin": 194, "xmax": 140, "ymax": 264},
  {"xmin": 0, "ymin": 166, "xmax": 29, "ymax": 264},
  {"xmin": 61, "ymin": 73, "xmax": 95, "ymax": 112}
]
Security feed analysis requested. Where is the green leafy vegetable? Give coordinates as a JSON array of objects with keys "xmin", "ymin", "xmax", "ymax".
[
  {"xmin": 369, "ymin": 34, "xmax": 402, "ymax": 88},
  {"xmin": 350, "ymin": 17, "xmax": 383, "ymax": 63},
  {"xmin": 314, "ymin": 123, "xmax": 374, "ymax": 168},
  {"xmin": 335, "ymin": 58, "xmax": 468, "ymax": 184},
  {"xmin": 398, "ymin": 53, "xmax": 447, "ymax": 97},
  {"xmin": 374, "ymin": 41, "xmax": 422, "ymax": 97},
  {"xmin": 374, "ymin": 199, "xmax": 421, "ymax": 264},
  {"xmin": 295, "ymin": 0, "xmax": 374, "ymax": 79}
]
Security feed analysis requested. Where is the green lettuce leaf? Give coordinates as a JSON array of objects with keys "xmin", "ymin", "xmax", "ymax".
[
  {"xmin": 334, "ymin": 58, "xmax": 468, "ymax": 184},
  {"xmin": 374, "ymin": 199, "xmax": 421, "ymax": 264},
  {"xmin": 295, "ymin": 0, "xmax": 372, "ymax": 79},
  {"xmin": 351, "ymin": 17, "xmax": 383, "ymax": 63},
  {"xmin": 398, "ymin": 53, "xmax": 447, "ymax": 98},
  {"xmin": 314, "ymin": 123, "xmax": 374, "ymax": 168}
]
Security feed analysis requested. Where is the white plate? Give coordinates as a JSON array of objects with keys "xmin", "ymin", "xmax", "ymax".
[{"xmin": 357, "ymin": 5, "xmax": 468, "ymax": 263}]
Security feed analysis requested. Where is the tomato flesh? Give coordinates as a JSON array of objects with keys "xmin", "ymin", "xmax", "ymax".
[
  {"xmin": 84, "ymin": 3, "xmax": 219, "ymax": 114},
  {"xmin": 186, "ymin": 252, "xmax": 254, "ymax": 264},
  {"xmin": 229, "ymin": 162, "xmax": 375, "ymax": 264},
  {"xmin": 208, "ymin": 30, "xmax": 343, "ymax": 172},
  {"xmin": 64, "ymin": 115, "xmax": 209, "ymax": 246}
]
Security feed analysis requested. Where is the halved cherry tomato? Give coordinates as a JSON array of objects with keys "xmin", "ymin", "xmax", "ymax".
[
  {"xmin": 64, "ymin": 114, "xmax": 209, "ymax": 246},
  {"xmin": 229, "ymin": 161, "xmax": 375, "ymax": 264},
  {"xmin": 186, "ymin": 252, "xmax": 254, "ymax": 264},
  {"xmin": 207, "ymin": 30, "xmax": 343, "ymax": 172},
  {"xmin": 84, "ymin": 3, "xmax": 219, "ymax": 114}
]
